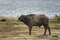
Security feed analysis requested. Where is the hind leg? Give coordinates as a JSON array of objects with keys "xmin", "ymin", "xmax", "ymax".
[
  {"xmin": 47, "ymin": 24, "xmax": 51, "ymax": 35},
  {"xmin": 43, "ymin": 24, "xmax": 51, "ymax": 35},
  {"xmin": 43, "ymin": 25, "xmax": 47, "ymax": 35}
]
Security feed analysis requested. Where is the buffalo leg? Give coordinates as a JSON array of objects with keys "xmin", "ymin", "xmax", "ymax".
[
  {"xmin": 29, "ymin": 26, "xmax": 32, "ymax": 35},
  {"xmin": 43, "ymin": 25, "xmax": 47, "ymax": 35},
  {"xmin": 47, "ymin": 25, "xmax": 51, "ymax": 35},
  {"xmin": 43, "ymin": 24, "xmax": 51, "ymax": 35},
  {"xmin": 39, "ymin": 25, "xmax": 42, "ymax": 28}
]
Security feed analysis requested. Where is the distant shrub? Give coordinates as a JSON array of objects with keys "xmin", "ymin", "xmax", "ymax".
[
  {"xmin": 0, "ymin": 19, "xmax": 6, "ymax": 22},
  {"xmin": 54, "ymin": 14, "xmax": 60, "ymax": 22},
  {"xmin": 50, "ymin": 20, "xmax": 60, "ymax": 23},
  {"xmin": 50, "ymin": 14, "xmax": 60, "ymax": 23}
]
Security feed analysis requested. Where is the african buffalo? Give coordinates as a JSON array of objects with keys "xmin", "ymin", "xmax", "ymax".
[{"xmin": 18, "ymin": 14, "xmax": 51, "ymax": 35}]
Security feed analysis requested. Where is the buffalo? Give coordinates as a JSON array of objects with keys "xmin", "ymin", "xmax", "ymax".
[{"xmin": 18, "ymin": 14, "xmax": 51, "ymax": 35}]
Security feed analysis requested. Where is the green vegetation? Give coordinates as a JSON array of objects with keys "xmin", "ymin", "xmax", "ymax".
[{"xmin": 50, "ymin": 14, "xmax": 60, "ymax": 23}]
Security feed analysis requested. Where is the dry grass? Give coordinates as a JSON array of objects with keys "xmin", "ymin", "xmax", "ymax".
[{"xmin": 0, "ymin": 22, "xmax": 60, "ymax": 40}]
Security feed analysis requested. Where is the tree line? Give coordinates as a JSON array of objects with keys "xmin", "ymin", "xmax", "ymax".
[{"xmin": 50, "ymin": 14, "xmax": 60, "ymax": 23}]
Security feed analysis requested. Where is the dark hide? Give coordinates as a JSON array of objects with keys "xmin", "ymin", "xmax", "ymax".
[{"xmin": 18, "ymin": 14, "xmax": 51, "ymax": 35}]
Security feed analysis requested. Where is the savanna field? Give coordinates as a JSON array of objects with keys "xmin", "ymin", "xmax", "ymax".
[{"xmin": 0, "ymin": 18, "xmax": 60, "ymax": 40}]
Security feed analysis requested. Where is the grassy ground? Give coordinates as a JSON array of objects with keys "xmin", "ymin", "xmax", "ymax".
[{"xmin": 0, "ymin": 22, "xmax": 60, "ymax": 40}]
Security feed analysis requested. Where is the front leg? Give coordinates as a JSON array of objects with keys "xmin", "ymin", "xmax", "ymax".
[{"xmin": 29, "ymin": 26, "xmax": 32, "ymax": 35}]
